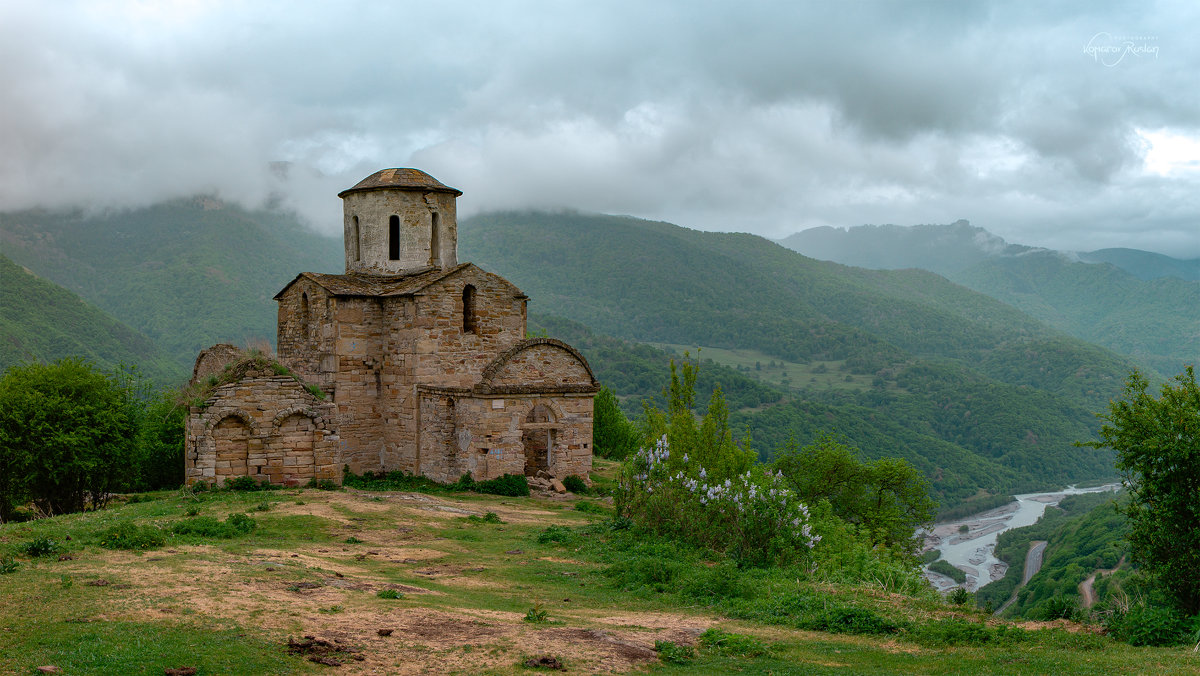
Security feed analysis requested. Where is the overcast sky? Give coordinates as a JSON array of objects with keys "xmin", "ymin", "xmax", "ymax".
[{"xmin": 2, "ymin": 1, "xmax": 1197, "ymax": 255}]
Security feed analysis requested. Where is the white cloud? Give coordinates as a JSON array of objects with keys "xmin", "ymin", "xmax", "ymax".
[{"xmin": 0, "ymin": 0, "xmax": 1198, "ymax": 255}]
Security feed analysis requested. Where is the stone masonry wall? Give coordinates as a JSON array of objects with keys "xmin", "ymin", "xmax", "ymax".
[
  {"xmin": 342, "ymin": 190, "xmax": 458, "ymax": 275},
  {"xmin": 277, "ymin": 281, "xmax": 335, "ymax": 388},
  {"xmin": 411, "ymin": 267, "xmax": 527, "ymax": 389},
  {"xmin": 186, "ymin": 372, "xmax": 340, "ymax": 487},
  {"xmin": 484, "ymin": 341, "xmax": 596, "ymax": 389},
  {"xmin": 417, "ymin": 391, "xmax": 593, "ymax": 483}
]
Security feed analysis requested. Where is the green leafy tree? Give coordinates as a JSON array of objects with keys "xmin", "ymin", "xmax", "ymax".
[
  {"xmin": 0, "ymin": 358, "xmax": 138, "ymax": 517},
  {"xmin": 1087, "ymin": 367, "xmax": 1200, "ymax": 613},
  {"xmin": 134, "ymin": 391, "xmax": 186, "ymax": 490},
  {"xmin": 642, "ymin": 358, "xmax": 754, "ymax": 483},
  {"xmin": 592, "ymin": 386, "xmax": 639, "ymax": 459},
  {"xmin": 772, "ymin": 434, "xmax": 937, "ymax": 556}
]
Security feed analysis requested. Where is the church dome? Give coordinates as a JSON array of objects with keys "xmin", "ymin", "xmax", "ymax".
[{"xmin": 338, "ymin": 168, "xmax": 463, "ymax": 198}]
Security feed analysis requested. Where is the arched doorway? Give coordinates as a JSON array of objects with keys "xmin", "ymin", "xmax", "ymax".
[{"xmin": 521, "ymin": 404, "xmax": 557, "ymax": 477}]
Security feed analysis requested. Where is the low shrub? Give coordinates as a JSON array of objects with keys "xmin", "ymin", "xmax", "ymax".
[
  {"xmin": 471, "ymin": 474, "xmax": 529, "ymax": 497},
  {"xmin": 680, "ymin": 562, "xmax": 755, "ymax": 602},
  {"xmin": 376, "ymin": 589, "xmax": 403, "ymax": 600},
  {"xmin": 305, "ymin": 478, "xmax": 339, "ymax": 491},
  {"xmin": 949, "ymin": 587, "xmax": 972, "ymax": 606},
  {"xmin": 523, "ymin": 602, "xmax": 549, "ymax": 623},
  {"xmin": 561, "ymin": 475, "xmax": 588, "ymax": 494},
  {"xmin": 799, "ymin": 605, "xmax": 903, "ymax": 635},
  {"xmin": 343, "ymin": 468, "xmax": 445, "ymax": 492},
  {"xmin": 698, "ymin": 628, "xmax": 769, "ymax": 657},
  {"xmin": 224, "ymin": 476, "xmax": 270, "ymax": 492},
  {"xmin": 98, "ymin": 522, "xmax": 166, "ymax": 550},
  {"xmin": 574, "ymin": 501, "xmax": 608, "ymax": 515},
  {"xmin": 603, "ymin": 557, "xmax": 682, "ymax": 593},
  {"xmin": 654, "ymin": 640, "xmax": 694, "ymax": 665},
  {"xmin": 466, "ymin": 512, "xmax": 504, "ymax": 524},
  {"xmin": 20, "ymin": 536, "xmax": 59, "ymax": 558},
  {"xmin": 0, "ymin": 557, "xmax": 19, "ymax": 574},
  {"xmin": 724, "ymin": 591, "xmax": 903, "ymax": 636},
  {"xmin": 912, "ymin": 618, "xmax": 1028, "ymax": 647},
  {"xmin": 1103, "ymin": 602, "xmax": 1197, "ymax": 646},
  {"xmin": 171, "ymin": 513, "xmax": 257, "ymax": 538}
]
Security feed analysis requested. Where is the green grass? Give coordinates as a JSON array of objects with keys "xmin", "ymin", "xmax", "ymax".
[
  {"xmin": 3, "ymin": 484, "xmax": 1198, "ymax": 674},
  {"xmin": 0, "ymin": 621, "xmax": 313, "ymax": 674}
]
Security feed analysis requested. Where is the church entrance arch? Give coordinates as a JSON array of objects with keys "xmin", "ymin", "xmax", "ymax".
[{"xmin": 521, "ymin": 403, "xmax": 557, "ymax": 477}]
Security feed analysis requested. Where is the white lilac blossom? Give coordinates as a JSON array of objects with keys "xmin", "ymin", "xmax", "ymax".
[{"xmin": 620, "ymin": 435, "xmax": 820, "ymax": 551}]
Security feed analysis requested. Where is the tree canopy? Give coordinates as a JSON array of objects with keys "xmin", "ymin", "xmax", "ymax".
[
  {"xmin": 0, "ymin": 358, "xmax": 141, "ymax": 519},
  {"xmin": 1088, "ymin": 367, "xmax": 1200, "ymax": 613}
]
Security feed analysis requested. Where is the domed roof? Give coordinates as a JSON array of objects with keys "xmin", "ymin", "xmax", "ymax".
[{"xmin": 337, "ymin": 168, "xmax": 463, "ymax": 198}]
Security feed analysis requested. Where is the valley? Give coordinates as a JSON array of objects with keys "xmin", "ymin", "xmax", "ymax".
[{"xmin": 1, "ymin": 201, "xmax": 1191, "ymax": 648}]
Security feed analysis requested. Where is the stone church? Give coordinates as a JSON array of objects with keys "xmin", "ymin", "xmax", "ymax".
[{"xmin": 184, "ymin": 169, "xmax": 599, "ymax": 487}]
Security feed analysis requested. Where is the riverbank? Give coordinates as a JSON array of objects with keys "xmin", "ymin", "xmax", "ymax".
[{"xmin": 922, "ymin": 484, "xmax": 1121, "ymax": 592}]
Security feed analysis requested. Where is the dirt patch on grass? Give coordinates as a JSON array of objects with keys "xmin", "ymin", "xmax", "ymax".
[
  {"xmin": 589, "ymin": 611, "xmax": 714, "ymax": 632},
  {"xmin": 269, "ymin": 607, "xmax": 676, "ymax": 674}
]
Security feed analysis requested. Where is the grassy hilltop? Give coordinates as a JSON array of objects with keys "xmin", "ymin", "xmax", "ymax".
[{"xmin": 2, "ymin": 476, "xmax": 1196, "ymax": 674}]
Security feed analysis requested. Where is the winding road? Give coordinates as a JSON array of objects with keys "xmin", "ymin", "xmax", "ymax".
[{"xmin": 995, "ymin": 540, "xmax": 1047, "ymax": 615}]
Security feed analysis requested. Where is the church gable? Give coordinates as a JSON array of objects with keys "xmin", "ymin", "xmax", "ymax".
[{"xmin": 478, "ymin": 339, "xmax": 598, "ymax": 393}]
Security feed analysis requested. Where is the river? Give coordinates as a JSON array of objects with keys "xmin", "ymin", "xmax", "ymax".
[{"xmin": 922, "ymin": 483, "xmax": 1121, "ymax": 592}]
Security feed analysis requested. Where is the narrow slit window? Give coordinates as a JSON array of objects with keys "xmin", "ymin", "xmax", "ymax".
[
  {"xmin": 300, "ymin": 292, "xmax": 310, "ymax": 338},
  {"xmin": 462, "ymin": 284, "xmax": 477, "ymax": 333},
  {"xmin": 429, "ymin": 212, "xmax": 440, "ymax": 266},
  {"xmin": 389, "ymin": 215, "xmax": 400, "ymax": 260},
  {"xmin": 352, "ymin": 215, "xmax": 360, "ymax": 262}
]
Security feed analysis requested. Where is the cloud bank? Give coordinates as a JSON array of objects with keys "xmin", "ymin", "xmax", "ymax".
[{"xmin": 1, "ymin": 1, "xmax": 1197, "ymax": 255}]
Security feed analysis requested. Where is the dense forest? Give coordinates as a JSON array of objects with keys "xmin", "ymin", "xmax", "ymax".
[
  {"xmin": 780, "ymin": 221, "xmax": 1200, "ymax": 376},
  {"xmin": 0, "ymin": 254, "xmax": 180, "ymax": 383}
]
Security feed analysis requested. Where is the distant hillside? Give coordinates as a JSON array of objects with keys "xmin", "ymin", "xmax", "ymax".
[
  {"xmin": 779, "ymin": 221, "xmax": 1200, "ymax": 282},
  {"xmin": 953, "ymin": 253, "xmax": 1200, "ymax": 375},
  {"xmin": 777, "ymin": 220, "xmax": 1036, "ymax": 276},
  {"xmin": 459, "ymin": 211, "xmax": 1139, "ymax": 505},
  {"xmin": 0, "ymin": 199, "xmax": 342, "ymax": 369},
  {"xmin": 776, "ymin": 221, "xmax": 1200, "ymax": 376},
  {"xmin": 1077, "ymin": 248, "xmax": 1200, "ymax": 281},
  {"xmin": 0, "ymin": 254, "xmax": 181, "ymax": 383}
]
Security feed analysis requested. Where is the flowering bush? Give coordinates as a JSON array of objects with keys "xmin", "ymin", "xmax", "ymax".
[{"xmin": 617, "ymin": 434, "xmax": 820, "ymax": 567}]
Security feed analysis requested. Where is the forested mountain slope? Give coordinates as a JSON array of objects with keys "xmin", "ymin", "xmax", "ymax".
[
  {"xmin": 779, "ymin": 222, "xmax": 1200, "ymax": 375},
  {"xmin": 0, "ymin": 202, "xmax": 1138, "ymax": 509},
  {"xmin": 953, "ymin": 253, "xmax": 1200, "ymax": 375},
  {"xmin": 460, "ymin": 211, "xmax": 1139, "ymax": 504},
  {"xmin": 0, "ymin": 254, "xmax": 180, "ymax": 383},
  {"xmin": 0, "ymin": 199, "xmax": 342, "ymax": 368}
]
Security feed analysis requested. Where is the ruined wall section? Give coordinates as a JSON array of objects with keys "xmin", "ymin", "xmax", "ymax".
[
  {"xmin": 185, "ymin": 372, "xmax": 339, "ymax": 487},
  {"xmin": 191, "ymin": 343, "xmax": 245, "ymax": 384},
  {"xmin": 342, "ymin": 190, "xmax": 458, "ymax": 275}
]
